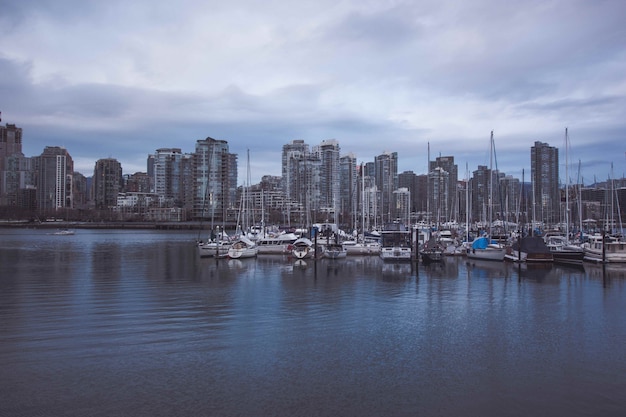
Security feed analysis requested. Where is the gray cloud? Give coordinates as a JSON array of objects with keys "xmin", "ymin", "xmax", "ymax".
[{"xmin": 1, "ymin": 0, "xmax": 625, "ymax": 184}]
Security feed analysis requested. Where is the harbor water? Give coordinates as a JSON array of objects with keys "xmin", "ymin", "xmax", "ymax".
[{"xmin": 1, "ymin": 229, "xmax": 625, "ymax": 416}]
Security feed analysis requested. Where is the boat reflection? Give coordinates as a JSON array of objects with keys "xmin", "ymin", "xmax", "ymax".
[
  {"xmin": 465, "ymin": 258, "xmax": 511, "ymax": 279},
  {"xmin": 516, "ymin": 262, "xmax": 554, "ymax": 282},
  {"xmin": 381, "ymin": 261, "xmax": 413, "ymax": 280},
  {"xmin": 293, "ymin": 259, "xmax": 308, "ymax": 269},
  {"xmin": 584, "ymin": 262, "xmax": 626, "ymax": 282}
]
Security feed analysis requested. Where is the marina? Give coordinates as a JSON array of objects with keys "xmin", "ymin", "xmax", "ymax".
[{"xmin": 1, "ymin": 228, "xmax": 625, "ymax": 416}]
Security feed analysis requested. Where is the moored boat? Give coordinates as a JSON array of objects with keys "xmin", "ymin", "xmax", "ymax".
[
  {"xmin": 420, "ymin": 236, "xmax": 444, "ymax": 264},
  {"xmin": 227, "ymin": 236, "xmax": 258, "ymax": 259},
  {"xmin": 256, "ymin": 232, "xmax": 299, "ymax": 255},
  {"xmin": 466, "ymin": 236, "xmax": 506, "ymax": 262},
  {"xmin": 505, "ymin": 236, "xmax": 553, "ymax": 263},
  {"xmin": 544, "ymin": 234, "xmax": 584, "ymax": 265},
  {"xmin": 292, "ymin": 237, "xmax": 315, "ymax": 259},
  {"xmin": 198, "ymin": 240, "xmax": 231, "ymax": 258},
  {"xmin": 583, "ymin": 233, "xmax": 626, "ymax": 263},
  {"xmin": 379, "ymin": 222, "xmax": 412, "ymax": 262},
  {"xmin": 342, "ymin": 239, "xmax": 381, "ymax": 256}
]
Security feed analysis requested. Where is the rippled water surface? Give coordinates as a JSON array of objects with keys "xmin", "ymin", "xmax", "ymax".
[{"xmin": 1, "ymin": 229, "xmax": 625, "ymax": 416}]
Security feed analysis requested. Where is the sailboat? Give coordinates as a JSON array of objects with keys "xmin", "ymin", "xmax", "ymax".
[
  {"xmin": 292, "ymin": 237, "xmax": 315, "ymax": 259},
  {"xmin": 227, "ymin": 150, "xmax": 258, "ymax": 259},
  {"xmin": 466, "ymin": 131, "xmax": 506, "ymax": 262},
  {"xmin": 420, "ymin": 148, "xmax": 444, "ymax": 263},
  {"xmin": 198, "ymin": 227, "xmax": 231, "ymax": 258}
]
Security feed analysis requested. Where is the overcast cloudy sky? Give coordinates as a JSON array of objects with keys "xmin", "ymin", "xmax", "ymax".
[{"xmin": 1, "ymin": 0, "xmax": 625, "ymax": 184}]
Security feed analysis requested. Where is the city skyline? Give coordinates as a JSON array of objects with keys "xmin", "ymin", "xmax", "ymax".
[
  {"xmin": 4, "ymin": 121, "xmax": 625, "ymax": 189},
  {"xmin": 2, "ymin": 1, "xmax": 625, "ymax": 184},
  {"xmin": 2, "ymin": 122, "xmax": 624, "ymax": 227}
]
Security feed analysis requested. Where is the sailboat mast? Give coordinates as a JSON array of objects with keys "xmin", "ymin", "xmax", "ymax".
[
  {"xmin": 427, "ymin": 142, "xmax": 430, "ymax": 227},
  {"xmin": 489, "ymin": 131, "xmax": 494, "ymax": 237},
  {"xmin": 465, "ymin": 162, "xmax": 469, "ymax": 242},
  {"xmin": 577, "ymin": 159, "xmax": 583, "ymax": 239},
  {"xmin": 565, "ymin": 127, "xmax": 569, "ymax": 237}
]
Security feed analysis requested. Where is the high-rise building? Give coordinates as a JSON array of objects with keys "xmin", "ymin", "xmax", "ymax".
[
  {"xmin": 281, "ymin": 139, "xmax": 321, "ymax": 222},
  {"xmin": 193, "ymin": 137, "xmax": 237, "ymax": 222},
  {"xmin": 2, "ymin": 153, "xmax": 33, "ymax": 207},
  {"xmin": 0, "ymin": 123, "xmax": 24, "ymax": 203},
  {"xmin": 393, "ymin": 187, "xmax": 411, "ymax": 226},
  {"xmin": 281, "ymin": 139, "xmax": 309, "ymax": 204},
  {"xmin": 146, "ymin": 154, "xmax": 155, "ymax": 192},
  {"xmin": 499, "ymin": 175, "xmax": 521, "ymax": 225},
  {"xmin": 398, "ymin": 170, "xmax": 418, "ymax": 217},
  {"xmin": 470, "ymin": 164, "xmax": 504, "ymax": 225},
  {"xmin": 470, "ymin": 165, "xmax": 489, "ymax": 224},
  {"xmin": 93, "ymin": 158, "xmax": 123, "ymax": 209},
  {"xmin": 339, "ymin": 153, "xmax": 357, "ymax": 227},
  {"xmin": 35, "ymin": 146, "xmax": 74, "ymax": 211},
  {"xmin": 313, "ymin": 139, "xmax": 341, "ymax": 216},
  {"xmin": 72, "ymin": 171, "xmax": 89, "ymax": 209},
  {"xmin": 428, "ymin": 167, "xmax": 449, "ymax": 224},
  {"xmin": 374, "ymin": 151, "xmax": 398, "ymax": 223},
  {"xmin": 531, "ymin": 141, "xmax": 559, "ymax": 225},
  {"xmin": 429, "ymin": 156, "xmax": 458, "ymax": 222},
  {"xmin": 153, "ymin": 148, "xmax": 187, "ymax": 207},
  {"xmin": 0, "ymin": 123, "xmax": 22, "ymax": 172},
  {"xmin": 415, "ymin": 174, "xmax": 428, "ymax": 218}
]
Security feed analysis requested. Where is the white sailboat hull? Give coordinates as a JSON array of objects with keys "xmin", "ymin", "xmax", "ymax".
[
  {"xmin": 228, "ymin": 247, "xmax": 258, "ymax": 259},
  {"xmin": 343, "ymin": 241, "xmax": 381, "ymax": 255},
  {"xmin": 227, "ymin": 236, "xmax": 258, "ymax": 259},
  {"xmin": 380, "ymin": 247, "xmax": 412, "ymax": 261},
  {"xmin": 466, "ymin": 246, "xmax": 506, "ymax": 261},
  {"xmin": 198, "ymin": 241, "xmax": 230, "ymax": 258}
]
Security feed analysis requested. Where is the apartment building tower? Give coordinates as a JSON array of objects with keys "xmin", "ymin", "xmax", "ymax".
[
  {"xmin": 531, "ymin": 141, "xmax": 559, "ymax": 225},
  {"xmin": 93, "ymin": 158, "xmax": 123, "ymax": 209},
  {"xmin": 35, "ymin": 146, "xmax": 74, "ymax": 211}
]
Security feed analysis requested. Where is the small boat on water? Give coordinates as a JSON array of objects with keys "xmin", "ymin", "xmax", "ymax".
[
  {"xmin": 379, "ymin": 222, "xmax": 412, "ymax": 262},
  {"xmin": 51, "ymin": 229, "xmax": 75, "ymax": 235},
  {"xmin": 466, "ymin": 236, "xmax": 506, "ymax": 262},
  {"xmin": 198, "ymin": 240, "xmax": 231, "ymax": 258},
  {"xmin": 227, "ymin": 236, "xmax": 258, "ymax": 259},
  {"xmin": 420, "ymin": 236, "xmax": 444, "ymax": 264},
  {"xmin": 292, "ymin": 237, "xmax": 315, "ymax": 259},
  {"xmin": 197, "ymin": 229, "xmax": 231, "ymax": 258},
  {"xmin": 341, "ymin": 239, "xmax": 381, "ymax": 256},
  {"xmin": 505, "ymin": 236, "xmax": 553, "ymax": 263},
  {"xmin": 256, "ymin": 232, "xmax": 299, "ymax": 255},
  {"xmin": 544, "ymin": 234, "xmax": 584, "ymax": 265},
  {"xmin": 583, "ymin": 233, "xmax": 626, "ymax": 263}
]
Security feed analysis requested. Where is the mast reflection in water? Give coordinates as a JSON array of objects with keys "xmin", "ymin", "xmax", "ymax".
[{"xmin": 1, "ymin": 229, "xmax": 625, "ymax": 417}]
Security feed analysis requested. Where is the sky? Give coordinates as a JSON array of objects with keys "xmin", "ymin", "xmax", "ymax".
[{"xmin": 1, "ymin": 0, "xmax": 625, "ymax": 185}]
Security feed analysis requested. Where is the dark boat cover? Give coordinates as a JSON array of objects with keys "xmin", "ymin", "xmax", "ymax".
[{"xmin": 512, "ymin": 236, "xmax": 551, "ymax": 254}]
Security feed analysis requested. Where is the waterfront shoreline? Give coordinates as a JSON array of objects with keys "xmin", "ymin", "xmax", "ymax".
[{"xmin": 0, "ymin": 220, "xmax": 215, "ymax": 230}]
